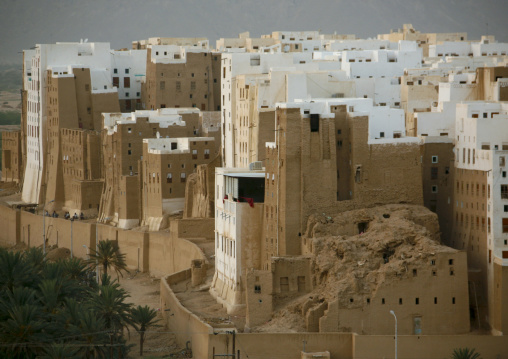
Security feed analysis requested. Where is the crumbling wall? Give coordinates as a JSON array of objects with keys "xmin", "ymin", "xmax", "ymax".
[
  {"xmin": 183, "ymin": 154, "xmax": 220, "ymax": 218},
  {"xmin": 255, "ymin": 204, "xmax": 469, "ymax": 335},
  {"xmin": 306, "ymin": 301, "xmax": 327, "ymax": 332}
]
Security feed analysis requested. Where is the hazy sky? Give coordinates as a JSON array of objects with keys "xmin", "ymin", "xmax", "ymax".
[{"xmin": 1, "ymin": 0, "xmax": 507, "ymax": 64}]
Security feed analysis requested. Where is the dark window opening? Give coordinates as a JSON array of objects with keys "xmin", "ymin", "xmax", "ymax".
[
  {"xmin": 310, "ymin": 114, "xmax": 319, "ymax": 132},
  {"xmin": 358, "ymin": 222, "xmax": 368, "ymax": 233}
]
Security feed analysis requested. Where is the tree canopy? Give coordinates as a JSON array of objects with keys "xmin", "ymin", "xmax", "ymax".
[{"xmin": 0, "ymin": 247, "xmax": 134, "ymax": 358}]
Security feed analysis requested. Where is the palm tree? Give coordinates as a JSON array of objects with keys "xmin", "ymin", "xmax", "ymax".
[
  {"xmin": 71, "ymin": 310, "xmax": 110, "ymax": 359},
  {"xmin": 38, "ymin": 343, "xmax": 80, "ymax": 359},
  {"xmin": 130, "ymin": 305, "xmax": 161, "ymax": 356},
  {"xmin": 0, "ymin": 286, "xmax": 38, "ymax": 321},
  {"xmin": 0, "ymin": 305, "xmax": 51, "ymax": 358},
  {"xmin": 23, "ymin": 247, "xmax": 46, "ymax": 273},
  {"xmin": 87, "ymin": 240, "xmax": 128, "ymax": 279},
  {"xmin": 451, "ymin": 348, "xmax": 482, "ymax": 359},
  {"xmin": 0, "ymin": 248, "xmax": 37, "ymax": 292},
  {"xmin": 61, "ymin": 257, "xmax": 88, "ymax": 281},
  {"xmin": 90, "ymin": 282, "xmax": 132, "ymax": 333}
]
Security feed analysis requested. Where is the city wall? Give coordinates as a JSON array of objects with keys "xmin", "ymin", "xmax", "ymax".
[
  {"xmin": 149, "ymin": 229, "xmax": 207, "ymax": 277},
  {"xmin": 0, "ymin": 205, "xmax": 212, "ymax": 277},
  {"xmin": 0, "ymin": 205, "xmax": 19, "ymax": 247},
  {"xmin": 353, "ymin": 334, "xmax": 508, "ymax": 359},
  {"xmin": 161, "ymin": 270, "xmax": 213, "ymax": 359}
]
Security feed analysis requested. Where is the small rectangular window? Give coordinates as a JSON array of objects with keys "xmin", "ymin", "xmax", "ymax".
[
  {"xmin": 310, "ymin": 114, "xmax": 319, "ymax": 132},
  {"xmin": 280, "ymin": 277, "xmax": 289, "ymax": 292},
  {"xmin": 501, "ymin": 185, "xmax": 508, "ymax": 199},
  {"xmin": 503, "ymin": 218, "xmax": 508, "ymax": 233},
  {"xmin": 432, "ymin": 156, "xmax": 438, "ymax": 163},
  {"xmin": 431, "ymin": 167, "xmax": 438, "ymax": 180}
]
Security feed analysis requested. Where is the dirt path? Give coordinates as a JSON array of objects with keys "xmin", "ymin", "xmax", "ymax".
[{"xmin": 119, "ymin": 271, "xmax": 184, "ymax": 358}]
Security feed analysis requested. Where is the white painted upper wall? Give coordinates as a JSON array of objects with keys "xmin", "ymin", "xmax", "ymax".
[
  {"xmin": 368, "ymin": 107, "xmax": 406, "ymax": 140},
  {"xmin": 144, "ymin": 136, "xmax": 214, "ymax": 154},
  {"xmin": 111, "ymin": 49, "xmax": 146, "ymax": 100}
]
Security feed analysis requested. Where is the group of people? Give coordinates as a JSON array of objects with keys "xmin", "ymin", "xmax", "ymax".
[
  {"xmin": 44, "ymin": 210, "xmax": 85, "ymax": 220},
  {"xmin": 64, "ymin": 212, "xmax": 85, "ymax": 220}
]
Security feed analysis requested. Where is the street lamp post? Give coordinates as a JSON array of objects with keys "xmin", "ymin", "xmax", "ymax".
[
  {"xmin": 82, "ymin": 244, "xmax": 89, "ymax": 260},
  {"xmin": 95, "ymin": 224, "xmax": 100, "ymax": 283},
  {"xmin": 390, "ymin": 310, "xmax": 397, "ymax": 359},
  {"xmin": 42, "ymin": 200, "xmax": 54, "ymax": 258},
  {"xmin": 70, "ymin": 218, "xmax": 74, "ymax": 258}
]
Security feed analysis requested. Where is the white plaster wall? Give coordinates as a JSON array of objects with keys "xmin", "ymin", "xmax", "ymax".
[
  {"xmin": 368, "ymin": 107, "xmax": 405, "ymax": 139},
  {"xmin": 429, "ymin": 42, "xmax": 472, "ymax": 57},
  {"xmin": 111, "ymin": 49, "xmax": 146, "ymax": 100},
  {"xmin": 416, "ymin": 102, "xmax": 456, "ymax": 138}
]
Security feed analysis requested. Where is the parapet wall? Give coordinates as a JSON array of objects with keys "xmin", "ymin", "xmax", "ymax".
[
  {"xmin": 149, "ymin": 230, "xmax": 207, "ymax": 277},
  {"xmin": 170, "ymin": 218, "xmax": 215, "ymax": 240},
  {"xmin": 160, "ymin": 271, "xmax": 213, "ymax": 359},
  {"xmin": 353, "ymin": 335, "xmax": 508, "ymax": 359},
  {"xmin": 2, "ymin": 205, "xmax": 209, "ymax": 277}
]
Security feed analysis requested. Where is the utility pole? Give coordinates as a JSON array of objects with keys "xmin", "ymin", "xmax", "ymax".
[
  {"xmin": 232, "ymin": 330, "xmax": 235, "ymax": 359},
  {"xmin": 390, "ymin": 310, "xmax": 397, "ymax": 359},
  {"xmin": 70, "ymin": 218, "xmax": 74, "ymax": 258}
]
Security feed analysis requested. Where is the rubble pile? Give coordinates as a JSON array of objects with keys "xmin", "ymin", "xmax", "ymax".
[{"xmin": 255, "ymin": 204, "xmax": 458, "ymax": 332}]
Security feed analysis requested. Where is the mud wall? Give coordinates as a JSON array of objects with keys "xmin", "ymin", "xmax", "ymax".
[
  {"xmin": 160, "ymin": 271, "xmax": 213, "ymax": 359},
  {"xmin": 0, "ymin": 205, "xmax": 19, "ymax": 247}
]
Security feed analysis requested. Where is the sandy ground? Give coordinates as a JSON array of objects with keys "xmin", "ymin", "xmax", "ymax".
[
  {"xmin": 119, "ymin": 271, "xmax": 185, "ymax": 358},
  {"xmin": 170, "ymin": 237, "xmax": 246, "ymax": 331},
  {"xmin": 0, "ymin": 182, "xmax": 21, "ymax": 201}
]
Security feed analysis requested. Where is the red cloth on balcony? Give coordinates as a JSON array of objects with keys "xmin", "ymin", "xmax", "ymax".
[{"xmin": 239, "ymin": 197, "xmax": 254, "ymax": 208}]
